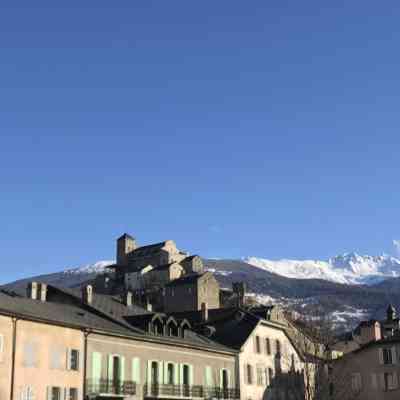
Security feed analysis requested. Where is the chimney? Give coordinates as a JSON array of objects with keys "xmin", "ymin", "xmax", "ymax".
[
  {"xmin": 125, "ymin": 291, "xmax": 133, "ymax": 307},
  {"xmin": 39, "ymin": 283, "xmax": 47, "ymax": 302},
  {"xmin": 233, "ymin": 282, "xmax": 246, "ymax": 308},
  {"xmin": 27, "ymin": 282, "xmax": 38, "ymax": 300},
  {"xmin": 201, "ymin": 302, "xmax": 209, "ymax": 322},
  {"xmin": 82, "ymin": 285, "xmax": 93, "ymax": 305}
]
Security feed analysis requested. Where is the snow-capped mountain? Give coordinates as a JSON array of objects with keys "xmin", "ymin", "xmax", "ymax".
[
  {"xmin": 4, "ymin": 256, "xmax": 400, "ymax": 331},
  {"xmin": 245, "ymin": 253, "xmax": 400, "ymax": 285},
  {"xmin": 63, "ymin": 260, "xmax": 114, "ymax": 275}
]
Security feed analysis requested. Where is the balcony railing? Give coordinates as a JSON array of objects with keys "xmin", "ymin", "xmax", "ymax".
[
  {"xmin": 86, "ymin": 379, "xmax": 136, "ymax": 396},
  {"xmin": 204, "ymin": 387, "xmax": 240, "ymax": 400},
  {"xmin": 144, "ymin": 384, "xmax": 240, "ymax": 399}
]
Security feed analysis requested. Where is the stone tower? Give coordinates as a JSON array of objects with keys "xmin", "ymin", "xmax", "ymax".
[{"xmin": 117, "ymin": 233, "xmax": 137, "ymax": 265}]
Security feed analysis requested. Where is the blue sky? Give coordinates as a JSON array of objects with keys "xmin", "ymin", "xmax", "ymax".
[{"xmin": 1, "ymin": 1, "xmax": 400, "ymax": 283}]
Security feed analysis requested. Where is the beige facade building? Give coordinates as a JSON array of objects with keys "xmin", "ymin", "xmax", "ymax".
[
  {"xmin": 333, "ymin": 337, "xmax": 400, "ymax": 399},
  {"xmin": 0, "ymin": 282, "xmax": 238, "ymax": 400},
  {"xmin": 167, "ymin": 307, "xmax": 305, "ymax": 400}
]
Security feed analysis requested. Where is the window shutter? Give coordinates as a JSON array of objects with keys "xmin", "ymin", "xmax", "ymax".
[
  {"xmin": 0, "ymin": 335, "xmax": 4, "ymax": 362},
  {"xmin": 189, "ymin": 365, "xmax": 194, "ymax": 386},
  {"xmin": 378, "ymin": 349, "xmax": 384, "ymax": 365},
  {"xmin": 205, "ymin": 366, "xmax": 213, "ymax": 387},
  {"xmin": 226, "ymin": 369, "xmax": 231, "ymax": 388},
  {"xmin": 61, "ymin": 388, "xmax": 66, "ymax": 400},
  {"xmin": 219, "ymin": 369, "xmax": 223, "ymax": 389},
  {"xmin": 147, "ymin": 360, "xmax": 152, "ymax": 385},
  {"xmin": 371, "ymin": 373, "xmax": 377, "ymax": 389},
  {"xmin": 108, "ymin": 355, "xmax": 114, "ymax": 380},
  {"xmin": 174, "ymin": 363, "xmax": 179, "ymax": 385},
  {"xmin": 163, "ymin": 362, "xmax": 169, "ymax": 385},
  {"xmin": 158, "ymin": 361, "xmax": 163, "ymax": 384},
  {"xmin": 379, "ymin": 373, "xmax": 385, "ymax": 390},
  {"xmin": 132, "ymin": 358, "xmax": 141, "ymax": 383},
  {"xmin": 392, "ymin": 347, "xmax": 397, "ymax": 364},
  {"xmin": 244, "ymin": 364, "xmax": 248, "ymax": 385},
  {"xmin": 120, "ymin": 356, "xmax": 125, "ymax": 382},
  {"xmin": 92, "ymin": 352, "xmax": 102, "ymax": 383},
  {"xmin": 77, "ymin": 350, "xmax": 81, "ymax": 371},
  {"xmin": 179, "ymin": 364, "xmax": 184, "ymax": 385},
  {"xmin": 393, "ymin": 373, "xmax": 399, "ymax": 389},
  {"xmin": 66, "ymin": 349, "xmax": 71, "ymax": 370}
]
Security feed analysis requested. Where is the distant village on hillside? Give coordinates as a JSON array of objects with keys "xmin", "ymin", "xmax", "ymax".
[{"xmin": 0, "ymin": 232, "xmax": 399, "ymax": 400}]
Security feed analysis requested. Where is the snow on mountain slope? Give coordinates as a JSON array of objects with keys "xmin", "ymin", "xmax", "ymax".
[
  {"xmin": 245, "ymin": 253, "xmax": 400, "ymax": 285},
  {"xmin": 63, "ymin": 260, "xmax": 114, "ymax": 275}
]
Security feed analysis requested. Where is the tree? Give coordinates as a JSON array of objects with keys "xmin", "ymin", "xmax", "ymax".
[{"xmin": 281, "ymin": 309, "xmax": 361, "ymax": 400}]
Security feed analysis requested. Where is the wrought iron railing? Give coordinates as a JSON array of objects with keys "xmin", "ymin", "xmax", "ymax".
[
  {"xmin": 86, "ymin": 379, "xmax": 136, "ymax": 395},
  {"xmin": 143, "ymin": 384, "xmax": 239, "ymax": 399},
  {"xmin": 205, "ymin": 387, "xmax": 240, "ymax": 399}
]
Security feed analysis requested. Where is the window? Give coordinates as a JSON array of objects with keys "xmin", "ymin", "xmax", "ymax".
[
  {"xmin": 255, "ymin": 336, "xmax": 261, "ymax": 353},
  {"xmin": 222, "ymin": 369, "xmax": 229, "ymax": 389},
  {"xmin": 51, "ymin": 387, "xmax": 61, "ymax": 400},
  {"xmin": 23, "ymin": 342, "xmax": 37, "ymax": 367},
  {"xmin": 256, "ymin": 366, "xmax": 264, "ymax": 386},
  {"xmin": 151, "ymin": 361, "xmax": 159, "ymax": 384},
  {"xmin": 69, "ymin": 349, "xmax": 79, "ymax": 371},
  {"xmin": 268, "ymin": 368, "xmax": 274, "ymax": 386},
  {"xmin": 20, "ymin": 386, "xmax": 35, "ymax": 400},
  {"xmin": 275, "ymin": 340, "xmax": 281, "ymax": 355},
  {"xmin": 246, "ymin": 364, "xmax": 253, "ymax": 385},
  {"xmin": 383, "ymin": 348, "xmax": 393, "ymax": 365},
  {"xmin": 290, "ymin": 354, "xmax": 295, "ymax": 369},
  {"xmin": 68, "ymin": 389, "xmax": 78, "ymax": 400},
  {"xmin": 384, "ymin": 372, "xmax": 398, "ymax": 391},
  {"xmin": 167, "ymin": 363, "xmax": 174, "ymax": 385},
  {"xmin": 351, "ymin": 373, "xmax": 361, "ymax": 392},
  {"xmin": 265, "ymin": 338, "xmax": 271, "ymax": 355}
]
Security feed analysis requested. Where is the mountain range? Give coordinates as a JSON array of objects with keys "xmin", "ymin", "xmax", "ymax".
[{"xmin": 3, "ymin": 254, "xmax": 400, "ymax": 331}]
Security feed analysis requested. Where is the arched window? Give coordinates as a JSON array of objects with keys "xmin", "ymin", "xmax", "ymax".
[
  {"xmin": 180, "ymin": 320, "xmax": 191, "ymax": 338},
  {"xmin": 152, "ymin": 316, "xmax": 164, "ymax": 336},
  {"xmin": 166, "ymin": 318, "xmax": 179, "ymax": 337}
]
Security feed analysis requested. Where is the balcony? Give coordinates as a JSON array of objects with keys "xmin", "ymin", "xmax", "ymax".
[
  {"xmin": 143, "ymin": 384, "xmax": 240, "ymax": 400},
  {"xmin": 86, "ymin": 379, "xmax": 136, "ymax": 396}
]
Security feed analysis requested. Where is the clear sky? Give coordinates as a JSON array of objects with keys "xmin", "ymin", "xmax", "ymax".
[{"xmin": 1, "ymin": 1, "xmax": 400, "ymax": 283}]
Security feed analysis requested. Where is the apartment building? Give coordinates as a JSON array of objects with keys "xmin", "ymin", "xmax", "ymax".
[
  {"xmin": 333, "ymin": 336, "xmax": 400, "ymax": 400},
  {"xmin": 168, "ymin": 307, "xmax": 305, "ymax": 400},
  {"xmin": 0, "ymin": 282, "xmax": 239, "ymax": 400}
]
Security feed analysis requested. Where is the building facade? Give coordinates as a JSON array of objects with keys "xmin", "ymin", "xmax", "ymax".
[
  {"xmin": 333, "ymin": 337, "xmax": 400, "ymax": 399},
  {"xmin": 0, "ymin": 283, "xmax": 238, "ymax": 400}
]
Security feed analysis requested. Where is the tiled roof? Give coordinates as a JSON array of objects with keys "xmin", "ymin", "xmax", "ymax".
[
  {"xmin": 128, "ymin": 242, "xmax": 167, "ymax": 256},
  {"xmin": 0, "ymin": 285, "xmax": 236, "ymax": 355},
  {"xmin": 0, "ymin": 291, "xmax": 136, "ymax": 336},
  {"xmin": 166, "ymin": 272, "xmax": 211, "ymax": 287}
]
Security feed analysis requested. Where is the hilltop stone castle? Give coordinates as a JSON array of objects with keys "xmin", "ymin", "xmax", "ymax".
[{"xmin": 96, "ymin": 233, "xmax": 220, "ymax": 312}]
